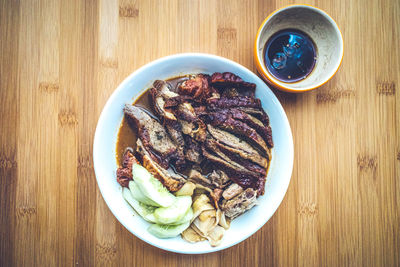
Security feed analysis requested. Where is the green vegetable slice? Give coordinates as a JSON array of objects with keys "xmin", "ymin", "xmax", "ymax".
[
  {"xmin": 129, "ymin": 180, "xmax": 160, "ymax": 207},
  {"xmin": 131, "ymin": 164, "xmax": 176, "ymax": 207},
  {"xmin": 147, "ymin": 221, "xmax": 190, "ymax": 239},
  {"xmin": 170, "ymin": 208, "xmax": 193, "ymax": 225},
  {"xmin": 154, "ymin": 196, "xmax": 192, "ymax": 225},
  {"xmin": 122, "ymin": 187, "xmax": 157, "ymax": 223}
]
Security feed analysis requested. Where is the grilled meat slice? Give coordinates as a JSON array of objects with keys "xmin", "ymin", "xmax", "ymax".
[
  {"xmin": 124, "ymin": 104, "xmax": 177, "ymax": 168},
  {"xmin": 116, "ymin": 168, "xmax": 132, "ymax": 187},
  {"xmin": 209, "ymin": 170, "xmax": 230, "ymax": 188},
  {"xmin": 207, "ymin": 139, "xmax": 267, "ymax": 177},
  {"xmin": 163, "ymin": 95, "xmax": 194, "ymax": 109},
  {"xmin": 236, "ymin": 107, "xmax": 270, "ymax": 125},
  {"xmin": 236, "ymin": 110, "xmax": 272, "ymax": 148},
  {"xmin": 201, "ymin": 146, "xmax": 258, "ymax": 190},
  {"xmin": 136, "ymin": 139, "xmax": 185, "ymax": 192},
  {"xmin": 178, "ymin": 74, "xmax": 216, "ymax": 102},
  {"xmin": 255, "ymin": 175, "xmax": 266, "ymax": 196},
  {"xmin": 207, "ymin": 125, "xmax": 268, "ymax": 166},
  {"xmin": 164, "ymin": 122, "xmax": 186, "ymax": 165},
  {"xmin": 207, "ymin": 111, "xmax": 269, "ymax": 155},
  {"xmin": 150, "ymin": 79, "xmax": 206, "ymax": 163},
  {"xmin": 206, "ymin": 96, "xmax": 261, "ymax": 110},
  {"xmin": 116, "ymin": 147, "xmax": 139, "ymax": 187},
  {"xmin": 161, "ymin": 93, "xmax": 207, "ymax": 142},
  {"xmin": 222, "ymin": 188, "xmax": 257, "ymax": 219},
  {"xmin": 205, "ymin": 139, "xmax": 266, "ymax": 178},
  {"xmin": 210, "ymin": 72, "xmax": 256, "ymax": 96},
  {"xmin": 218, "ymin": 86, "xmax": 255, "ymax": 98},
  {"xmin": 188, "ymin": 169, "xmax": 213, "ymax": 188},
  {"xmin": 210, "ymin": 109, "xmax": 273, "ymax": 148},
  {"xmin": 222, "ymin": 183, "xmax": 243, "ymax": 200},
  {"xmin": 220, "ymin": 87, "xmax": 242, "ymax": 98},
  {"xmin": 149, "ymin": 81, "xmax": 186, "ymax": 166},
  {"xmin": 205, "ymin": 106, "xmax": 273, "ymax": 148},
  {"xmin": 175, "ymin": 102, "xmax": 207, "ymax": 142},
  {"xmin": 188, "ymin": 170, "xmax": 223, "ymax": 208},
  {"xmin": 150, "ymin": 80, "xmax": 179, "ymax": 121},
  {"xmin": 121, "ymin": 147, "xmax": 137, "ymax": 169},
  {"xmin": 210, "ymin": 188, "xmax": 223, "ymax": 208},
  {"xmin": 184, "ymin": 135, "xmax": 202, "ymax": 163},
  {"xmin": 242, "ymin": 112, "xmax": 273, "ymax": 148},
  {"xmin": 153, "ymin": 81, "xmax": 207, "ymax": 142},
  {"xmin": 193, "ymin": 105, "xmax": 207, "ymax": 116}
]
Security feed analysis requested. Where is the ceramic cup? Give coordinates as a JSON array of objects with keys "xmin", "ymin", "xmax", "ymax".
[{"xmin": 254, "ymin": 5, "xmax": 344, "ymax": 92}]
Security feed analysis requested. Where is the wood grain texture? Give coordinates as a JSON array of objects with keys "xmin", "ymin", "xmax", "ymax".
[{"xmin": 0, "ymin": 0, "xmax": 399, "ymax": 266}]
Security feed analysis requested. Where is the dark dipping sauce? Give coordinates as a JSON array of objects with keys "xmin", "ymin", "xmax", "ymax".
[
  {"xmin": 115, "ymin": 76, "xmax": 189, "ymax": 167},
  {"xmin": 264, "ymin": 29, "xmax": 317, "ymax": 83}
]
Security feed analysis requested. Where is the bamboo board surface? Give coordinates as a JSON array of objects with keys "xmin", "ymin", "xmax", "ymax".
[{"xmin": 0, "ymin": 0, "xmax": 399, "ymax": 266}]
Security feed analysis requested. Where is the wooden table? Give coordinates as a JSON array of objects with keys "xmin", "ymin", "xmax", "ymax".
[{"xmin": 1, "ymin": 0, "xmax": 399, "ymax": 266}]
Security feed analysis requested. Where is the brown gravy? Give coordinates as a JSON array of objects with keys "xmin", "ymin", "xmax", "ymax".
[{"xmin": 115, "ymin": 75, "xmax": 190, "ymax": 166}]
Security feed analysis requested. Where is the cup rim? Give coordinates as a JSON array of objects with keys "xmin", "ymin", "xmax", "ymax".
[{"xmin": 254, "ymin": 4, "xmax": 344, "ymax": 93}]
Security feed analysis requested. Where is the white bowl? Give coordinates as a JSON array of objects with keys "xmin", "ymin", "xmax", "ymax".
[{"xmin": 93, "ymin": 53, "xmax": 294, "ymax": 254}]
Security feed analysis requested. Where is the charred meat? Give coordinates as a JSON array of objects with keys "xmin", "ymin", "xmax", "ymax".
[
  {"xmin": 136, "ymin": 139, "xmax": 186, "ymax": 192},
  {"xmin": 211, "ymin": 72, "xmax": 256, "ymax": 94},
  {"xmin": 178, "ymin": 74, "xmax": 218, "ymax": 102},
  {"xmin": 117, "ymin": 71, "xmax": 273, "ymax": 216},
  {"xmin": 206, "ymin": 96, "xmax": 261, "ymax": 110},
  {"xmin": 207, "ymin": 125, "xmax": 269, "ymax": 166},
  {"xmin": 124, "ymin": 104, "xmax": 181, "ymax": 168},
  {"xmin": 206, "ymin": 111, "xmax": 269, "ymax": 155},
  {"xmin": 222, "ymin": 188, "xmax": 257, "ymax": 219},
  {"xmin": 116, "ymin": 147, "xmax": 139, "ymax": 187}
]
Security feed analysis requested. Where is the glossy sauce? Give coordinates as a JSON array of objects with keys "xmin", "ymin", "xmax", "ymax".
[{"xmin": 264, "ymin": 29, "xmax": 317, "ymax": 83}]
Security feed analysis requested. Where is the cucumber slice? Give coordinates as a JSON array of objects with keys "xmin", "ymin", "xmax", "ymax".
[
  {"xmin": 170, "ymin": 208, "xmax": 193, "ymax": 225},
  {"xmin": 131, "ymin": 164, "xmax": 175, "ymax": 207},
  {"xmin": 154, "ymin": 196, "xmax": 192, "ymax": 224},
  {"xmin": 147, "ymin": 221, "xmax": 190, "ymax": 239},
  {"xmin": 122, "ymin": 187, "xmax": 157, "ymax": 223},
  {"xmin": 129, "ymin": 180, "xmax": 160, "ymax": 207}
]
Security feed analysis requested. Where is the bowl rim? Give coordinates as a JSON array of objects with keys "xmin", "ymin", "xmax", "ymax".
[
  {"xmin": 93, "ymin": 52, "xmax": 294, "ymax": 254},
  {"xmin": 254, "ymin": 4, "xmax": 344, "ymax": 93}
]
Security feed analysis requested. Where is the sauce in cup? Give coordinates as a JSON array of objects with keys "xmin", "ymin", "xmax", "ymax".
[{"xmin": 263, "ymin": 29, "xmax": 317, "ymax": 83}]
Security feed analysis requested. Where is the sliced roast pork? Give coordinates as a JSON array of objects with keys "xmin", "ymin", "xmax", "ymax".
[
  {"xmin": 184, "ymin": 135, "xmax": 202, "ymax": 164},
  {"xmin": 206, "ymin": 96, "xmax": 261, "ymax": 110},
  {"xmin": 222, "ymin": 183, "xmax": 243, "ymax": 200},
  {"xmin": 204, "ymin": 139, "xmax": 266, "ymax": 178},
  {"xmin": 116, "ymin": 147, "xmax": 139, "ymax": 187},
  {"xmin": 207, "ymin": 139, "xmax": 267, "ymax": 178},
  {"xmin": 209, "ymin": 109, "xmax": 273, "ymax": 149},
  {"xmin": 207, "ymin": 125, "xmax": 269, "ymax": 166},
  {"xmin": 175, "ymin": 102, "xmax": 207, "ymax": 142},
  {"xmin": 206, "ymin": 111, "xmax": 269, "ymax": 155},
  {"xmin": 124, "ymin": 104, "xmax": 178, "ymax": 168},
  {"xmin": 210, "ymin": 72, "xmax": 256, "ymax": 95},
  {"xmin": 222, "ymin": 188, "xmax": 257, "ymax": 219},
  {"xmin": 149, "ymin": 81, "xmax": 186, "ymax": 166},
  {"xmin": 150, "ymin": 79, "xmax": 207, "ymax": 162},
  {"xmin": 188, "ymin": 170, "xmax": 224, "ymax": 208},
  {"xmin": 201, "ymin": 146, "xmax": 257, "ymax": 190},
  {"xmin": 209, "ymin": 170, "xmax": 230, "ymax": 188},
  {"xmin": 178, "ymin": 74, "xmax": 218, "ymax": 102},
  {"xmin": 236, "ymin": 107, "xmax": 269, "ymax": 124},
  {"xmin": 136, "ymin": 139, "xmax": 185, "ymax": 192}
]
